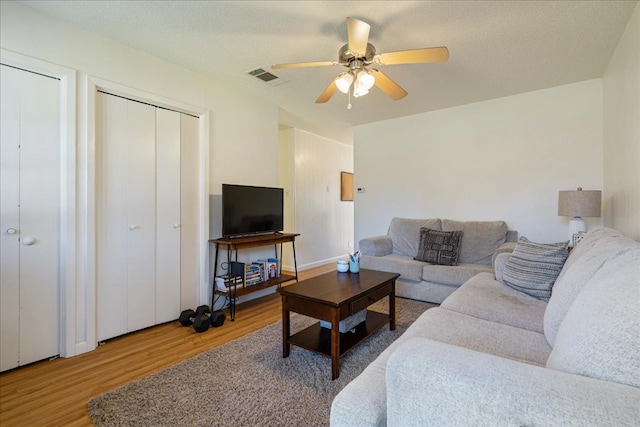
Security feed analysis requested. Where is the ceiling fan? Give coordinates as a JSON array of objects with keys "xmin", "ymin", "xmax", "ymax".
[{"xmin": 272, "ymin": 17, "xmax": 449, "ymax": 106}]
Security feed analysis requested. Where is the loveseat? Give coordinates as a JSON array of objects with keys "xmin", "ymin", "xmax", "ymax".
[
  {"xmin": 359, "ymin": 218, "xmax": 517, "ymax": 303},
  {"xmin": 331, "ymin": 228, "xmax": 640, "ymax": 426}
]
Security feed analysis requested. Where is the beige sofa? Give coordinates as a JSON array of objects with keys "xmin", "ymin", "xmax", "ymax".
[
  {"xmin": 359, "ymin": 218, "xmax": 517, "ymax": 303},
  {"xmin": 331, "ymin": 228, "xmax": 640, "ymax": 426}
]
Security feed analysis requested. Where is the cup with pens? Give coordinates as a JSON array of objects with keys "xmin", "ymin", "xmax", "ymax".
[{"xmin": 349, "ymin": 251, "xmax": 360, "ymax": 273}]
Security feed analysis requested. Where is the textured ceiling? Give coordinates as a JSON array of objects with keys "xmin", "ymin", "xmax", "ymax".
[{"xmin": 19, "ymin": 1, "xmax": 638, "ymax": 141}]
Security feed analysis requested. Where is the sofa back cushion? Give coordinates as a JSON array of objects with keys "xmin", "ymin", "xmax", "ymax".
[
  {"xmin": 543, "ymin": 228, "xmax": 639, "ymax": 347},
  {"xmin": 441, "ymin": 220, "xmax": 508, "ymax": 265},
  {"xmin": 546, "ymin": 246, "xmax": 640, "ymax": 388},
  {"xmin": 388, "ymin": 218, "xmax": 441, "ymax": 257}
]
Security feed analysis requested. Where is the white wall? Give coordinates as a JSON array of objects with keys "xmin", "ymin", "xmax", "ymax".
[
  {"xmin": 354, "ymin": 79, "xmax": 604, "ymax": 246},
  {"xmin": 280, "ymin": 128, "xmax": 354, "ymax": 268},
  {"xmin": 279, "ymin": 127, "xmax": 297, "ymax": 261},
  {"xmin": 603, "ymin": 3, "xmax": 640, "ymax": 240}
]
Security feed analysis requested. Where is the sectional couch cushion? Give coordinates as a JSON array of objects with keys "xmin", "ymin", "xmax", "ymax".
[
  {"xmin": 441, "ymin": 272, "xmax": 547, "ymax": 333},
  {"xmin": 388, "ymin": 217, "xmax": 441, "ymax": 257},
  {"xmin": 386, "ymin": 338, "xmax": 640, "ymax": 427},
  {"xmin": 543, "ymin": 228, "xmax": 640, "ymax": 347},
  {"xmin": 442, "ymin": 220, "xmax": 508, "ymax": 265},
  {"xmin": 421, "ymin": 263, "xmax": 492, "ymax": 286},
  {"xmin": 367, "ymin": 254, "xmax": 425, "ymax": 282},
  {"xmin": 414, "ymin": 228, "xmax": 463, "ymax": 266},
  {"xmin": 417, "ymin": 308, "xmax": 551, "ymax": 366},
  {"xmin": 502, "ymin": 237, "xmax": 568, "ymax": 301},
  {"xmin": 546, "ymin": 246, "xmax": 640, "ymax": 388}
]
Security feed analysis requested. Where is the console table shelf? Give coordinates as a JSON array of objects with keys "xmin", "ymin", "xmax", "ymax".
[
  {"xmin": 210, "ymin": 233, "xmax": 299, "ymax": 320},
  {"xmin": 215, "ymin": 273, "xmax": 297, "ymax": 298}
]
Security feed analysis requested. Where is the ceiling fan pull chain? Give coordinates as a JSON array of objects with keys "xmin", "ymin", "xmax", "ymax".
[{"xmin": 347, "ymin": 88, "xmax": 352, "ymax": 109}]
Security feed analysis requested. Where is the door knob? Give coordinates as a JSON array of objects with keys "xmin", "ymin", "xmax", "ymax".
[
  {"xmin": 173, "ymin": 223, "xmax": 181, "ymax": 229},
  {"xmin": 22, "ymin": 236, "xmax": 36, "ymax": 246},
  {"xmin": 129, "ymin": 225, "xmax": 139, "ymax": 231},
  {"xmin": 6, "ymin": 228, "xmax": 17, "ymax": 235}
]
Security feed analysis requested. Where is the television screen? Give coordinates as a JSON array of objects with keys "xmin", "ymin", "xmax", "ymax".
[{"xmin": 222, "ymin": 184, "xmax": 284, "ymax": 237}]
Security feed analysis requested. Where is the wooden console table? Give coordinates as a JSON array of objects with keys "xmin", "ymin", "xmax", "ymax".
[{"xmin": 210, "ymin": 233, "xmax": 299, "ymax": 320}]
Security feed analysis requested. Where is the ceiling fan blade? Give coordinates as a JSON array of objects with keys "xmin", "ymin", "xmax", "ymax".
[
  {"xmin": 370, "ymin": 69, "xmax": 408, "ymax": 100},
  {"xmin": 315, "ymin": 79, "xmax": 338, "ymax": 103},
  {"xmin": 347, "ymin": 17, "xmax": 370, "ymax": 56},
  {"xmin": 374, "ymin": 47, "xmax": 449, "ymax": 65},
  {"xmin": 272, "ymin": 61, "xmax": 337, "ymax": 70}
]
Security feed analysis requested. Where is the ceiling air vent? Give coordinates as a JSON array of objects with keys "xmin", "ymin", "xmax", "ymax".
[{"xmin": 246, "ymin": 67, "xmax": 285, "ymax": 86}]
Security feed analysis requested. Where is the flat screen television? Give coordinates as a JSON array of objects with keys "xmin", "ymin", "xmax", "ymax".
[{"xmin": 222, "ymin": 184, "xmax": 284, "ymax": 238}]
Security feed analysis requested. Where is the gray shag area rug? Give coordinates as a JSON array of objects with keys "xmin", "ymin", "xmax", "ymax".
[{"xmin": 88, "ymin": 297, "xmax": 434, "ymax": 427}]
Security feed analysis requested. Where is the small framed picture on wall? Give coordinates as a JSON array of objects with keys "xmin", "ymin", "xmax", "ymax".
[{"xmin": 341, "ymin": 172, "xmax": 354, "ymax": 201}]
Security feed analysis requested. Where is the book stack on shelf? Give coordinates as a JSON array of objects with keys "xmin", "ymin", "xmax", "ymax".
[
  {"xmin": 254, "ymin": 258, "xmax": 279, "ymax": 280},
  {"xmin": 222, "ymin": 259, "xmax": 280, "ymax": 290},
  {"xmin": 215, "ymin": 274, "xmax": 243, "ymax": 292},
  {"xmin": 244, "ymin": 264, "xmax": 262, "ymax": 287}
]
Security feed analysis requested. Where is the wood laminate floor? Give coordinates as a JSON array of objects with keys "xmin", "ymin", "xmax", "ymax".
[{"xmin": 0, "ymin": 263, "xmax": 336, "ymax": 426}]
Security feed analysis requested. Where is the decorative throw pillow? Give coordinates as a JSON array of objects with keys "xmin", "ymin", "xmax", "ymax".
[
  {"xmin": 502, "ymin": 237, "xmax": 569, "ymax": 301},
  {"xmin": 414, "ymin": 228, "xmax": 463, "ymax": 266}
]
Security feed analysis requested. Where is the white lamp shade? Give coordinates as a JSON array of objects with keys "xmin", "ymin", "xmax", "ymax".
[
  {"xmin": 353, "ymin": 87, "xmax": 368, "ymax": 97},
  {"xmin": 335, "ymin": 73, "xmax": 353, "ymax": 93},
  {"xmin": 353, "ymin": 79, "xmax": 369, "ymax": 97},
  {"xmin": 356, "ymin": 70, "xmax": 375, "ymax": 90}
]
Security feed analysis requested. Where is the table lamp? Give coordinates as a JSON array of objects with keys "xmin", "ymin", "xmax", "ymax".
[{"xmin": 558, "ymin": 187, "xmax": 601, "ymax": 247}]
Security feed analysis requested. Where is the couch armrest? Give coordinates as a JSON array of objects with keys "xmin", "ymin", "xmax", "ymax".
[
  {"xmin": 491, "ymin": 241, "xmax": 517, "ymax": 267},
  {"xmin": 386, "ymin": 338, "xmax": 640, "ymax": 426},
  {"xmin": 359, "ymin": 235, "xmax": 393, "ymax": 257},
  {"xmin": 494, "ymin": 252, "xmax": 511, "ymax": 283}
]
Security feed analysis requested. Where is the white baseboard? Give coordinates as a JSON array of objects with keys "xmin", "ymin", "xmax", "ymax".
[{"xmin": 283, "ymin": 255, "xmax": 342, "ymax": 273}]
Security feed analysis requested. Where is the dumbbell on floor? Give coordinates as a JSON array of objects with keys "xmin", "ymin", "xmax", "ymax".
[
  {"xmin": 179, "ymin": 305, "xmax": 211, "ymax": 333},
  {"xmin": 179, "ymin": 309, "xmax": 196, "ymax": 326}
]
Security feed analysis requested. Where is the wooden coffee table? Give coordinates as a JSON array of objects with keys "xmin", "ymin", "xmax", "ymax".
[{"xmin": 279, "ymin": 269, "xmax": 399, "ymax": 379}]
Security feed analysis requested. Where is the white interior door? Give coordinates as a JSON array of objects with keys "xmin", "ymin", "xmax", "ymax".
[
  {"xmin": 97, "ymin": 93, "xmax": 158, "ymax": 339},
  {"xmin": 96, "ymin": 93, "xmax": 129, "ymax": 341},
  {"xmin": 0, "ymin": 65, "xmax": 60, "ymax": 371},
  {"xmin": 180, "ymin": 114, "xmax": 200, "ymax": 310},
  {"xmin": 97, "ymin": 92, "xmax": 193, "ymax": 340},
  {"xmin": 156, "ymin": 108, "xmax": 181, "ymax": 323},
  {"xmin": 125, "ymin": 100, "xmax": 157, "ymax": 332},
  {"xmin": 1, "ymin": 65, "xmax": 21, "ymax": 371}
]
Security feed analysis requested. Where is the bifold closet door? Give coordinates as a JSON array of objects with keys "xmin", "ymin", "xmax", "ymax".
[
  {"xmin": 0, "ymin": 65, "xmax": 60, "ymax": 371},
  {"xmin": 96, "ymin": 93, "xmax": 183, "ymax": 341},
  {"xmin": 97, "ymin": 92, "xmax": 136, "ymax": 341},
  {"xmin": 124, "ymin": 100, "xmax": 157, "ymax": 332},
  {"xmin": 155, "ymin": 108, "xmax": 181, "ymax": 323},
  {"xmin": 180, "ymin": 113, "xmax": 199, "ymax": 310}
]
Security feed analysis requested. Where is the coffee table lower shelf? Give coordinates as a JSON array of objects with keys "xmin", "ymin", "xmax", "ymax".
[{"xmin": 289, "ymin": 310, "xmax": 389, "ymax": 358}]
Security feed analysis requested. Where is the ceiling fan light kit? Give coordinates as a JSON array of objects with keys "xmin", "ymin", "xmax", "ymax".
[
  {"xmin": 336, "ymin": 68, "xmax": 375, "ymax": 97},
  {"xmin": 272, "ymin": 17, "xmax": 449, "ymax": 108}
]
